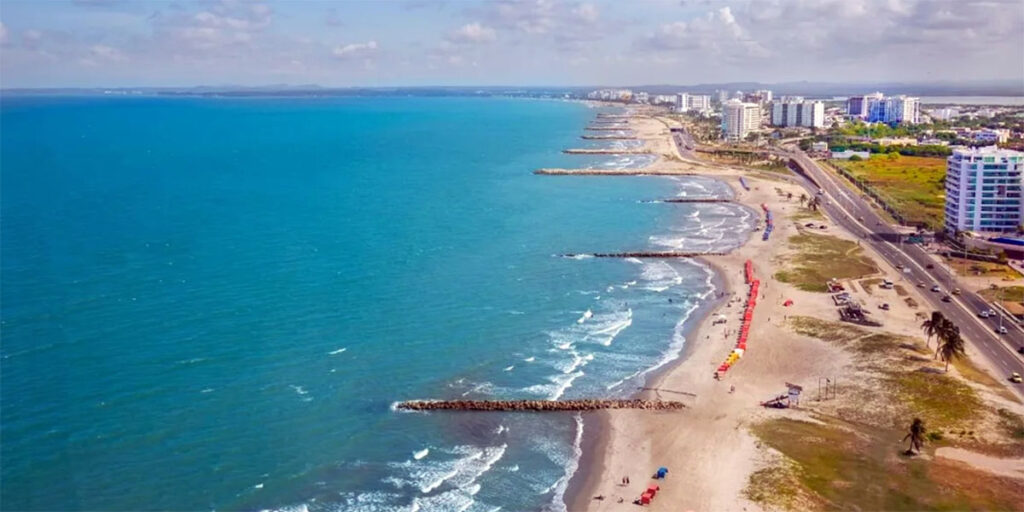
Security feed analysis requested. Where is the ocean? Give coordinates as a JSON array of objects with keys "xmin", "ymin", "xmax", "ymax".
[{"xmin": 0, "ymin": 96, "xmax": 754, "ymax": 511}]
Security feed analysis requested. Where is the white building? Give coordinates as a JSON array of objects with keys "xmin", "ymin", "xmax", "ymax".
[
  {"xmin": 865, "ymin": 94, "xmax": 920, "ymax": 124},
  {"xmin": 634, "ymin": 92, "xmax": 649, "ymax": 104},
  {"xmin": 675, "ymin": 93, "xmax": 712, "ymax": 113},
  {"xmin": 675, "ymin": 92, "xmax": 689, "ymax": 112},
  {"xmin": 930, "ymin": 107, "xmax": 960, "ymax": 121},
  {"xmin": 944, "ymin": 146, "xmax": 1024, "ymax": 234},
  {"xmin": 722, "ymin": 99, "xmax": 761, "ymax": 141},
  {"xmin": 689, "ymin": 94, "xmax": 711, "ymax": 112},
  {"xmin": 971, "ymin": 128, "xmax": 1010, "ymax": 144},
  {"xmin": 770, "ymin": 98, "xmax": 824, "ymax": 128}
]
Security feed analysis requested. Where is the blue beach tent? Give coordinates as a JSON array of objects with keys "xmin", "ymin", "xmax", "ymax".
[{"xmin": 656, "ymin": 467, "xmax": 668, "ymax": 479}]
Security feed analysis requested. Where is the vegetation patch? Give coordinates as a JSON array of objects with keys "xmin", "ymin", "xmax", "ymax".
[
  {"xmin": 944, "ymin": 257, "xmax": 1022, "ymax": 280},
  {"xmin": 978, "ymin": 285, "xmax": 1024, "ymax": 302},
  {"xmin": 888, "ymin": 372, "xmax": 984, "ymax": 430},
  {"xmin": 788, "ymin": 316, "xmax": 867, "ymax": 343},
  {"xmin": 832, "ymin": 155, "xmax": 946, "ymax": 230},
  {"xmin": 774, "ymin": 232, "xmax": 878, "ymax": 292},
  {"xmin": 894, "ymin": 284, "xmax": 909, "ymax": 297},
  {"xmin": 743, "ymin": 461, "xmax": 818, "ymax": 511},
  {"xmin": 751, "ymin": 418, "xmax": 1024, "ymax": 511},
  {"xmin": 951, "ymin": 358, "xmax": 1022, "ymax": 404}
]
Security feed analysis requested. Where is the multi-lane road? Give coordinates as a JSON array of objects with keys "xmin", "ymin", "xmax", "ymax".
[
  {"xmin": 667, "ymin": 127, "xmax": 1023, "ymax": 384},
  {"xmin": 784, "ymin": 149, "xmax": 1024, "ymax": 381}
]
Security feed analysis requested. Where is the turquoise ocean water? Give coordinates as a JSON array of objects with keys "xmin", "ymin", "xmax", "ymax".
[{"xmin": 0, "ymin": 97, "xmax": 753, "ymax": 511}]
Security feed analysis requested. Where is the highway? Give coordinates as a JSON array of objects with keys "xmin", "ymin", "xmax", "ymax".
[
  {"xmin": 784, "ymin": 149, "xmax": 1024, "ymax": 380},
  {"xmin": 667, "ymin": 126, "xmax": 1023, "ymax": 383}
]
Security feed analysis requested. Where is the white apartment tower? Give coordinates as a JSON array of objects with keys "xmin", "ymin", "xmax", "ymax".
[
  {"xmin": 722, "ymin": 99, "xmax": 761, "ymax": 141},
  {"xmin": 944, "ymin": 147, "xmax": 1024, "ymax": 234},
  {"xmin": 770, "ymin": 98, "xmax": 824, "ymax": 128},
  {"xmin": 676, "ymin": 93, "xmax": 712, "ymax": 113},
  {"xmin": 675, "ymin": 93, "xmax": 690, "ymax": 112}
]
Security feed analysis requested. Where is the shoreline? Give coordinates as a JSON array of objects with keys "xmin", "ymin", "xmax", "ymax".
[{"xmin": 565, "ymin": 255, "xmax": 733, "ymax": 511}]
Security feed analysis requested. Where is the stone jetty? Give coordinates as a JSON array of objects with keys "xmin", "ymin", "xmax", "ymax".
[
  {"xmin": 658, "ymin": 197, "xmax": 733, "ymax": 203},
  {"xmin": 535, "ymin": 168, "xmax": 695, "ymax": 176},
  {"xmin": 562, "ymin": 251, "xmax": 726, "ymax": 258},
  {"xmin": 396, "ymin": 399, "xmax": 686, "ymax": 412},
  {"xmin": 581, "ymin": 135, "xmax": 637, "ymax": 140},
  {"xmin": 586, "ymin": 126, "xmax": 631, "ymax": 131},
  {"xmin": 596, "ymin": 114, "xmax": 631, "ymax": 119},
  {"xmin": 562, "ymin": 148, "xmax": 651, "ymax": 155}
]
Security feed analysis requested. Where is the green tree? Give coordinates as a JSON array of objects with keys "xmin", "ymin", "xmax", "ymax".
[
  {"xmin": 937, "ymin": 324, "xmax": 966, "ymax": 372},
  {"xmin": 903, "ymin": 418, "xmax": 926, "ymax": 455},
  {"xmin": 920, "ymin": 311, "xmax": 944, "ymax": 349}
]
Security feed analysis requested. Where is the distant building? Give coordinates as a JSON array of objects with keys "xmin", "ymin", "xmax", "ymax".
[
  {"xmin": 864, "ymin": 94, "xmax": 920, "ymax": 124},
  {"xmin": 847, "ymin": 92, "xmax": 883, "ymax": 118},
  {"xmin": 930, "ymin": 107, "xmax": 960, "ymax": 121},
  {"xmin": 675, "ymin": 93, "xmax": 712, "ymax": 113},
  {"xmin": 634, "ymin": 92, "xmax": 649, "ymax": 104},
  {"xmin": 831, "ymin": 150, "xmax": 872, "ymax": 160},
  {"xmin": 716, "ymin": 90, "xmax": 729, "ymax": 104},
  {"xmin": 944, "ymin": 146, "xmax": 1024, "ymax": 234},
  {"xmin": 689, "ymin": 94, "xmax": 711, "ymax": 112},
  {"xmin": 876, "ymin": 137, "xmax": 918, "ymax": 146},
  {"xmin": 919, "ymin": 138, "xmax": 950, "ymax": 146},
  {"xmin": 812, "ymin": 141, "xmax": 829, "ymax": 152},
  {"xmin": 971, "ymin": 128, "xmax": 1010, "ymax": 144},
  {"xmin": 722, "ymin": 99, "xmax": 761, "ymax": 141},
  {"xmin": 770, "ymin": 98, "xmax": 824, "ymax": 128}
]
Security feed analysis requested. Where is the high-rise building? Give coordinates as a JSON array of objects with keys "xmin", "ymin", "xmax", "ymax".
[
  {"xmin": 675, "ymin": 93, "xmax": 711, "ymax": 113},
  {"xmin": 675, "ymin": 92, "xmax": 689, "ymax": 112},
  {"xmin": 716, "ymin": 90, "xmax": 728, "ymax": 104},
  {"xmin": 861, "ymin": 94, "xmax": 920, "ymax": 124},
  {"xmin": 722, "ymin": 99, "xmax": 761, "ymax": 141},
  {"xmin": 847, "ymin": 92, "xmax": 883, "ymax": 118},
  {"xmin": 770, "ymin": 98, "xmax": 824, "ymax": 128},
  {"xmin": 688, "ymin": 94, "xmax": 711, "ymax": 112},
  {"xmin": 944, "ymin": 146, "xmax": 1024, "ymax": 234}
]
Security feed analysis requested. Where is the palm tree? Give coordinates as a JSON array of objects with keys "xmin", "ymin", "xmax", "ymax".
[
  {"xmin": 938, "ymin": 326, "xmax": 966, "ymax": 372},
  {"xmin": 903, "ymin": 418, "xmax": 926, "ymax": 455},
  {"xmin": 934, "ymin": 317, "xmax": 956, "ymax": 359},
  {"xmin": 920, "ymin": 311, "xmax": 944, "ymax": 349}
]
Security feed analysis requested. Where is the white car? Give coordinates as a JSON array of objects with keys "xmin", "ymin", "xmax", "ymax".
[
  {"xmin": 997, "ymin": 326, "xmax": 1009, "ymax": 335},
  {"xmin": 979, "ymin": 310, "xmax": 991, "ymax": 318},
  {"xmin": 930, "ymin": 285, "xmax": 941, "ymax": 292}
]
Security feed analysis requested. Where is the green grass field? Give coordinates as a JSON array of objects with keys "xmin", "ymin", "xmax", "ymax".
[
  {"xmin": 774, "ymin": 232, "xmax": 878, "ymax": 291},
  {"xmin": 832, "ymin": 155, "xmax": 947, "ymax": 230}
]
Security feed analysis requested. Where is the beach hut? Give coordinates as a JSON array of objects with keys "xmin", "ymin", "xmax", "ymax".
[{"xmin": 640, "ymin": 492, "xmax": 652, "ymax": 505}]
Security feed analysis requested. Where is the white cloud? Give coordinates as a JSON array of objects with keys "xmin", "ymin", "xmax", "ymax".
[
  {"xmin": 332, "ymin": 40, "xmax": 377, "ymax": 59},
  {"xmin": 572, "ymin": 3, "xmax": 599, "ymax": 24},
  {"xmin": 446, "ymin": 22, "xmax": 497, "ymax": 44}
]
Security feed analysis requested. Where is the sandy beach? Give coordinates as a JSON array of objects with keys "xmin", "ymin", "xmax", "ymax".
[{"xmin": 565, "ymin": 106, "xmax": 1024, "ymax": 511}]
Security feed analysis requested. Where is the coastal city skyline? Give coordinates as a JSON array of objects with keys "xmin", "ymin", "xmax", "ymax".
[
  {"xmin": 2, "ymin": 0, "xmax": 1023, "ymax": 88},
  {"xmin": 3, "ymin": 1, "xmax": 1024, "ymax": 511}
]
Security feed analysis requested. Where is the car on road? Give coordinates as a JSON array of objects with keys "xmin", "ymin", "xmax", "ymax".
[
  {"xmin": 1011, "ymin": 372, "xmax": 1022, "ymax": 384},
  {"xmin": 930, "ymin": 285, "xmax": 941, "ymax": 292},
  {"xmin": 952, "ymin": 288, "xmax": 962, "ymax": 295},
  {"xmin": 997, "ymin": 325, "xmax": 1009, "ymax": 335},
  {"xmin": 1018, "ymin": 346, "xmax": 1024, "ymax": 355},
  {"xmin": 942, "ymin": 295, "xmax": 952, "ymax": 302},
  {"xmin": 980, "ymin": 310, "xmax": 991, "ymax": 318},
  {"xmin": 917, "ymin": 282, "xmax": 925, "ymax": 288},
  {"xmin": 879, "ymin": 303, "xmax": 890, "ymax": 310},
  {"xmin": 926, "ymin": 263, "xmax": 934, "ymax": 269}
]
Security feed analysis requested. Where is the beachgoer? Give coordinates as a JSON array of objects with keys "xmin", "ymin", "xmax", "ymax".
[{"xmin": 730, "ymin": 385, "xmax": 735, "ymax": 393}]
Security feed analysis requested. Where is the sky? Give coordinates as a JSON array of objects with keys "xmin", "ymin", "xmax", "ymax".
[{"xmin": 0, "ymin": 0, "xmax": 1022, "ymax": 88}]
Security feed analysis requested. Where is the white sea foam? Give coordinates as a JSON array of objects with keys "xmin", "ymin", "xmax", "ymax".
[
  {"xmin": 624, "ymin": 257, "xmax": 643, "ymax": 265},
  {"xmin": 494, "ymin": 424, "xmax": 508, "ymax": 435},
  {"xmin": 575, "ymin": 309, "xmax": 592, "ymax": 324},
  {"xmin": 524, "ymin": 357, "xmax": 535, "ymax": 362},
  {"xmin": 328, "ymin": 347, "xmax": 347, "ymax": 355},
  {"xmin": 389, "ymin": 443, "xmax": 506, "ymax": 512},
  {"xmin": 546, "ymin": 414, "xmax": 584, "ymax": 512},
  {"xmin": 503, "ymin": 365, "xmax": 515, "ymax": 372},
  {"xmin": 566, "ymin": 254, "xmax": 593, "ymax": 260},
  {"xmin": 289, "ymin": 385, "xmax": 308, "ymax": 395},
  {"xmin": 523, "ymin": 371, "xmax": 584, "ymax": 400},
  {"xmin": 414, "ymin": 448, "xmax": 430, "ymax": 460}
]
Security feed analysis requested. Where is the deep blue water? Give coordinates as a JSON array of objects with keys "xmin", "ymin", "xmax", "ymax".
[{"xmin": 0, "ymin": 96, "xmax": 753, "ymax": 511}]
